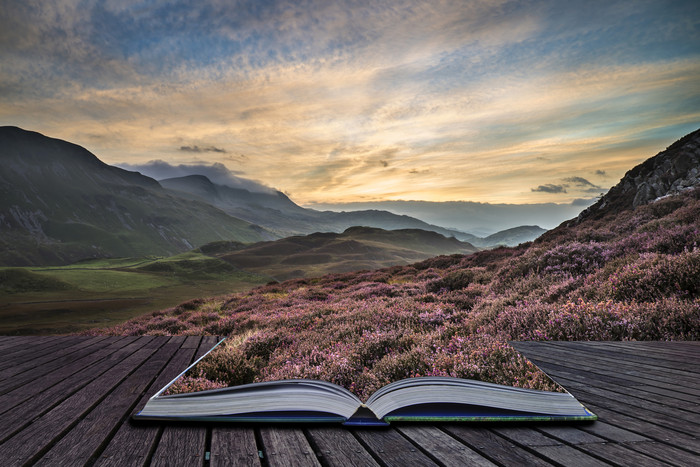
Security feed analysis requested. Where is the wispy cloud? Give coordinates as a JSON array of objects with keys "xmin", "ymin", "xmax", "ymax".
[
  {"xmin": 1, "ymin": 0, "xmax": 698, "ymax": 204},
  {"xmin": 180, "ymin": 145, "xmax": 227, "ymax": 154},
  {"xmin": 532, "ymin": 184, "xmax": 567, "ymax": 194},
  {"xmin": 116, "ymin": 160, "xmax": 275, "ymax": 193}
]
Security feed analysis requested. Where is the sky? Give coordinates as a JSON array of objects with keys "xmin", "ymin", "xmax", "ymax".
[{"xmin": 1, "ymin": 0, "xmax": 699, "ymax": 206}]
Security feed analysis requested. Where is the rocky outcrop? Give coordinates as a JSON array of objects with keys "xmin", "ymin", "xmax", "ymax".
[{"xmin": 578, "ymin": 128, "xmax": 700, "ymax": 221}]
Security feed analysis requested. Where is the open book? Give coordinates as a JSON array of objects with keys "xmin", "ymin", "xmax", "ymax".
[{"xmin": 134, "ymin": 339, "xmax": 597, "ymax": 426}]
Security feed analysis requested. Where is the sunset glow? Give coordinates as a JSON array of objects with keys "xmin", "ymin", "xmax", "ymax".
[{"xmin": 1, "ymin": 0, "xmax": 698, "ymax": 204}]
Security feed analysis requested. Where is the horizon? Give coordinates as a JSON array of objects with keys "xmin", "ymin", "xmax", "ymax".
[{"xmin": 1, "ymin": 1, "xmax": 699, "ymax": 205}]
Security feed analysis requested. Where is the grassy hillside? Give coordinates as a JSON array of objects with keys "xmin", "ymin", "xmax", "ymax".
[
  {"xmin": 0, "ymin": 255, "xmax": 270, "ymax": 334},
  {"xmin": 209, "ymin": 226, "xmax": 478, "ymax": 281},
  {"xmin": 0, "ymin": 127, "xmax": 272, "ymax": 266},
  {"xmin": 88, "ymin": 185, "xmax": 700, "ymax": 397}
]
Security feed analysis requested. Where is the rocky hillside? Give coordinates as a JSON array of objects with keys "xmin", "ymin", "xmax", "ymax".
[
  {"xmin": 577, "ymin": 128, "xmax": 700, "ymax": 221},
  {"xmin": 0, "ymin": 127, "xmax": 272, "ymax": 265}
]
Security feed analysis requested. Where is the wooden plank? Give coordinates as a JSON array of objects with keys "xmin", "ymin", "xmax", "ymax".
[
  {"xmin": 0, "ymin": 337, "xmax": 148, "ymax": 442},
  {"xmin": 443, "ymin": 425, "xmax": 556, "ymax": 466},
  {"xmin": 0, "ymin": 335, "xmax": 109, "ymax": 381},
  {"xmin": 623, "ymin": 440, "xmax": 700, "ymax": 465},
  {"xmin": 259, "ymin": 427, "xmax": 321, "ymax": 467},
  {"xmin": 0, "ymin": 336, "xmax": 118, "ymax": 396},
  {"xmin": 94, "ymin": 337, "xmax": 198, "ymax": 467},
  {"xmin": 574, "ymin": 442, "xmax": 676, "ymax": 467},
  {"xmin": 0, "ymin": 339, "xmax": 164, "ymax": 465},
  {"xmin": 210, "ymin": 427, "xmax": 261, "ymax": 467},
  {"xmin": 535, "ymin": 425, "xmax": 608, "ymax": 445},
  {"xmin": 0, "ymin": 335, "xmax": 79, "ymax": 371},
  {"xmin": 150, "ymin": 336, "xmax": 210, "ymax": 466},
  {"xmin": 0, "ymin": 336, "xmax": 34, "ymax": 352},
  {"xmin": 353, "ymin": 428, "xmax": 438, "ymax": 466},
  {"xmin": 33, "ymin": 336, "xmax": 179, "ymax": 466},
  {"xmin": 546, "ymin": 341, "xmax": 700, "ymax": 372},
  {"xmin": 578, "ymin": 402, "xmax": 700, "ymax": 454},
  {"xmin": 514, "ymin": 346, "xmax": 700, "ymax": 406},
  {"xmin": 150, "ymin": 426, "xmax": 207, "ymax": 467},
  {"xmin": 305, "ymin": 427, "xmax": 380, "ymax": 467},
  {"xmin": 397, "ymin": 425, "xmax": 497, "ymax": 466},
  {"xmin": 515, "ymin": 344, "xmax": 700, "ymax": 392},
  {"xmin": 492, "ymin": 427, "xmax": 610, "ymax": 466},
  {"xmin": 550, "ymin": 374, "xmax": 700, "ymax": 429},
  {"xmin": 0, "ymin": 336, "xmax": 133, "ymax": 415}
]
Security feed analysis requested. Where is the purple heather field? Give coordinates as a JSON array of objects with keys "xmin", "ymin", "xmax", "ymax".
[{"xmin": 89, "ymin": 189, "xmax": 700, "ymax": 400}]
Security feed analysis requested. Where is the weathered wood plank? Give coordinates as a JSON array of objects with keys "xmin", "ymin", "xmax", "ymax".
[
  {"xmin": 492, "ymin": 427, "xmax": 609, "ymax": 466},
  {"xmin": 0, "ymin": 334, "xmax": 65, "ymax": 358},
  {"xmin": 210, "ymin": 427, "xmax": 261, "ymax": 467},
  {"xmin": 443, "ymin": 426, "xmax": 556, "ymax": 466},
  {"xmin": 150, "ymin": 337, "xmax": 211, "ymax": 466},
  {"xmin": 0, "ymin": 337, "xmax": 148, "ymax": 442},
  {"xmin": 0, "ymin": 335, "xmax": 109, "ymax": 381},
  {"xmin": 150, "ymin": 426, "xmax": 207, "ymax": 467},
  {"xmin": 546, "ymin": 341, "xmax": 700, "ymax": 372},
  {"xmin": 535, "ymin": 425, "xmax": 608, "ymax": 445},
  {"xmin": 353, "ymin": 428, "xmax": 439, "ymax": 466},
  {"xmin": 0, "ymin": 336, "xmax": 122, "ymax": 396},
  {"xmin": 94, "ymin": 337, "xmax": 197, "ymax": 467},
  {"xmin": 397, "ymin": 425, "xmax": 497, "ymax": 466},
  {"xmin": 0, "ymin": 336, "xmax": 35, "ymax": 352},
  {"xmin": 0, "ymin": 335, "xmax": 81, "ymax": 371},
  {"xmin": 623, "ymin": 440, "xmax": 700, "ymax": 465},
  {"xmin": 0, "ymin": 336, "xmax": 133, "ymax": 411},
  {"xmin": 576, "ymin": 402, "xmax": 700, "ymax": 454},
  {"xmin": 0, "ymin": 339, "xmax": 163, "ymax": 465},
  {"xmin": 33, "ymin": 336, "xmax": 180, "ymax": 466},
  {"xmin": 515, "ymin": 344, "xmax": 700, "ymax": 392},
  {"xmin": 305, "ymin": 427, "xmax": 380, "ymax": 467},
  {"xmin": 259, "ymin": 427, "xmax": 321, "ymax": 467},
  {"xmin": 574, "ymin": 441, "xmax": 676, "ymax": 467}
]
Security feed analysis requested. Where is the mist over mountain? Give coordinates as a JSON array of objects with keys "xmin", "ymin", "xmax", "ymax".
[
  {"xmin": 0, "ymin": 127, "xmax": 272, "ymax": 265},
  {"xmin": 305, "ymin": 199, "xmax": 594, "ymax": 236},
  {"xmin": 160, "ymin": 174, "xmax": 545, "ymax": 246}
]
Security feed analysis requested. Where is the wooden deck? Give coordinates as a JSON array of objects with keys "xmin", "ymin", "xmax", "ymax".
[{"xmin": 0, "ymin": 336, "xmax": 697, "ymax": 466}]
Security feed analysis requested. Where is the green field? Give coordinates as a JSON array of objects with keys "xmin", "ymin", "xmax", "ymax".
[{"xmin": 0, "ymin": 254, "xmax": 271, "ymax": 335}]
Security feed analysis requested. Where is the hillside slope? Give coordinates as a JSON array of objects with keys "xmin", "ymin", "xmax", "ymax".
[
  {"xmin": 92, "ymin": 129, "xmax": 700, "ymax": 397},
  {"xmin": 0, "ymin": 127, "xmax": 272, "ymax": 265},
  {"xmin": 206, "ymin": 226, "xmax": 478, "ymax": 281}
]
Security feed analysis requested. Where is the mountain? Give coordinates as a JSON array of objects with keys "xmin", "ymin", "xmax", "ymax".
[
  {"xmin": 574, "ymin": 128, "xmax": 700, "ymax": 222},
  {"xmin": 0, "ymin": 127, "xmax": 273, "ymax": 266},
  {"xmin": 473, "ymin": 225, "xmax": 547, "ymax": 248},
  {"xmin": 161, "ymin": 174, "xmax": 542, "ymax": 245},
  {"xmin": 201, "ymin": 226, "xmax": 479, "ymax": 281},
  {"xmin": 305, "ymin": 199, "xmax": 594, "ymax": 236}
]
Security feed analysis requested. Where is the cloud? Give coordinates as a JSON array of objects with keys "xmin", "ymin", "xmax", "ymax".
[
  {"xmin": 595, "ymin": 170, "xmax": 606, "ymax": 176},
  {"xmin": 1, "ymin": 1, "xmax": 699, "ymax": 205},
  {"xmin": 116, "ymin": 160, "xmax": 276, "ymax": 193},
  {"xmin": 532, "ymin": 184, "xmax": 567, "ymax": 194},
  {"xmin": 180, "ymin": 145, "xmax": 227, "ymax": 153},
  {"xmin": 564, "ymin": 176, "xmax": 596, "ymax": 187}
]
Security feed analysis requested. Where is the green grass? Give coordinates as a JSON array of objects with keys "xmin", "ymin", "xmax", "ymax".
[{"xmin": 0, "ymin": 254, "xmax": 272, "ymax": 335}]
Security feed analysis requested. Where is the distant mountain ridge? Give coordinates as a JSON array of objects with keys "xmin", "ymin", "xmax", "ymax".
[
  {"xmin": 0, "ymin": 127, "xmax": 272, "ymax": 265},
  {"xmin": 0, "ymin": 126, "xmax": 547, "ymax": 267},
  {"xmin": 204, "ymin": 226, "xmax": 479, "ymax": 281},
  {"xmin": 161, "ymin": 174, "xmax": 544, "ymax": 246}
]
